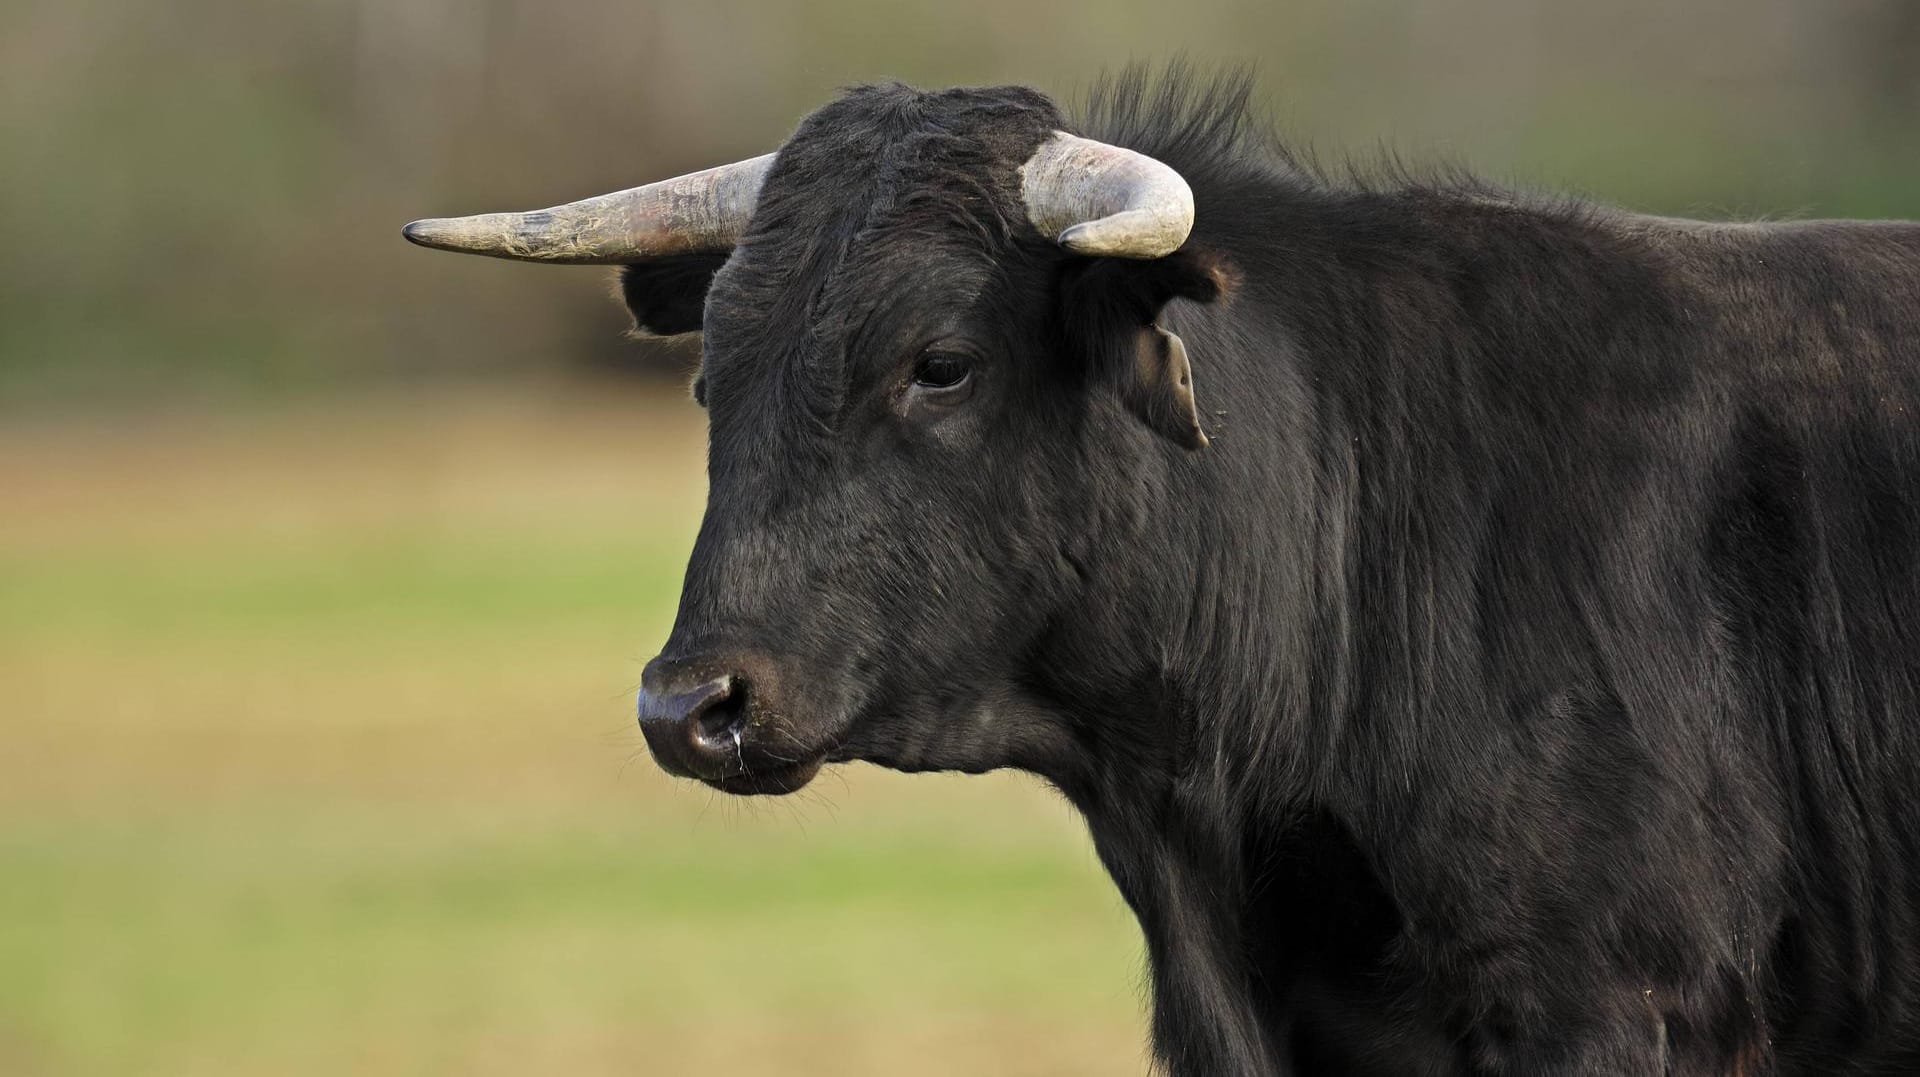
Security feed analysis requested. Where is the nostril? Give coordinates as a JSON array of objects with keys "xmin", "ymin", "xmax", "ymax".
[
  {"xmin": 688, "ymin": 678, "xmax": 748, "ymax": 752},
  {"xmin": 636, "ymin": 671, "xmax": 747, "ymax": 779}
]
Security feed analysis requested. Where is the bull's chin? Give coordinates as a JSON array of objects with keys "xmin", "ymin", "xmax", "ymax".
[{"xmin": 701, "ymin": 756, "xmax": 826, "ymax": 796}]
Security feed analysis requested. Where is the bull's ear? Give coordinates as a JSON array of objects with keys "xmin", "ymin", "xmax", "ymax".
[
  {"xmin": 1061, "ymin": 249, "xmax": 1230, "ymax": 451},
  {"xmin": 617, "ymin": 252, "xmax": 730, "ymax": 336},
  {"xmin": 1127, "ymin": 326, "xmax": 1207, "ymax": 450}
]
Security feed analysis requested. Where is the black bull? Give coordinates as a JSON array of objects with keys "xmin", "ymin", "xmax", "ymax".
[{"xmin": 409, "ymin": 76, "xmax": 1920, "ymax": 1075}]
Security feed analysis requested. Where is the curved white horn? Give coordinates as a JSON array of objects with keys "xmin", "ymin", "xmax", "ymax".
[
  {"xmin": 1020, "ymin": 132, "xmax": 1194, "ymax": 259},
  {"xmin": 402, "ymin": 153, "xmax": 775, "ymax": 264}
]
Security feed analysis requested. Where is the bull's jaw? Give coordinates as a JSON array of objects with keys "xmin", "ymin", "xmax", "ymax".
[{"xmin": 825, "ymin": 689, "xmax": 1079, "ymax": 782}]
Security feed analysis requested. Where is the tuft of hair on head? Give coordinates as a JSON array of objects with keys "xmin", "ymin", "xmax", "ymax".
[{"xmin": 1075, "ymin": 60, "xmax": 1295, "ymax": 185}]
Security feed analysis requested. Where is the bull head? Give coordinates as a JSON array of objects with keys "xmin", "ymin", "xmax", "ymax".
[{"xmin": 405, "ymin": 86, "xmax": 1221, "ymax": 796}]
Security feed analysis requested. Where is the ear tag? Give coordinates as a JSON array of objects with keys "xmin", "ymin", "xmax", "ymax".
[{"xmin": 1132, "ymin": 326, "xmax": 1209, "ymax": 450}]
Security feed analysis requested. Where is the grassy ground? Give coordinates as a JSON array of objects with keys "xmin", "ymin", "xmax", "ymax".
[{"xmin": 0, "ymin": 385, "xmax": 1149, "ymax": 1076}]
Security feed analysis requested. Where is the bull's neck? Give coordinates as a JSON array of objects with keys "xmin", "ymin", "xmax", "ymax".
[{"xmin": 1039, "ymin": 191, "xmax": 1472, "ymax": 1073}]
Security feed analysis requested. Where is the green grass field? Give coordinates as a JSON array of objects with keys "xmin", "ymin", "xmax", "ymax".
[{"xmin": 0, "ymin": 386, "xmax": 1148, "ymax": 1076}]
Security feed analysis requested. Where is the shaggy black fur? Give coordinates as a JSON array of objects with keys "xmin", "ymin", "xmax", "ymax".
[{"xmin": 619, "ymin": 70, "xmax": 1920, "ymax": 1075}]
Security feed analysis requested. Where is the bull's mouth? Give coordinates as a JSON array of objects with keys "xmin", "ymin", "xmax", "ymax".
[{"xmin": 702, "ymin": 755, "xmax": 826, "ymax": 796}]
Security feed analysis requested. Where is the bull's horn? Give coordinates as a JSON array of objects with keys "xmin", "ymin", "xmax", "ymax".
[
  {"xmin": 1020, "ymin": 132, "xmax": 1194, "ymax": 259},
  {"xmin": 401, "ymin": 153, "xmax": 776, "ymax": 264}
]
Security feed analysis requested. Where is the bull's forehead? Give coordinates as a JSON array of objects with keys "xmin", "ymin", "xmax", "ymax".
[
  {"xmin": 763, "ymin": 81, "xmax": 1062, "ymax": 221},
  {"xmin": 697, "ymin": 84, "xmax": 1059, "ymax": 470},
  {"xmin": 720, "ymin": 82, "xmax": 1061, "ymax": 318}
]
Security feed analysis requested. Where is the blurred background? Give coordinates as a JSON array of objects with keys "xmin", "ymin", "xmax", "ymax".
[{"xmin": 2, "ymin": 2, "xmax": 1915, "ymax": 1074}]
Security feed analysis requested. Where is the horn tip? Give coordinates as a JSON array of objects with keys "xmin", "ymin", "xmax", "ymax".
[{"xmin": 402, "ymin": 219, "xmax": 453, "ymax": 251}]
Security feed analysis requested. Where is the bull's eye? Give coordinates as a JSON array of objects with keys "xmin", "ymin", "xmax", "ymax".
[{"xmin": 912, "ymin": 351, "xmax": 972, "ymax": 391}]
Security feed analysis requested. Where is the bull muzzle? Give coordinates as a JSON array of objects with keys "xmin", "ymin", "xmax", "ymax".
[{"xmin": 637, "ymin": 655, "xmax": 827, "ymax": 795}]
